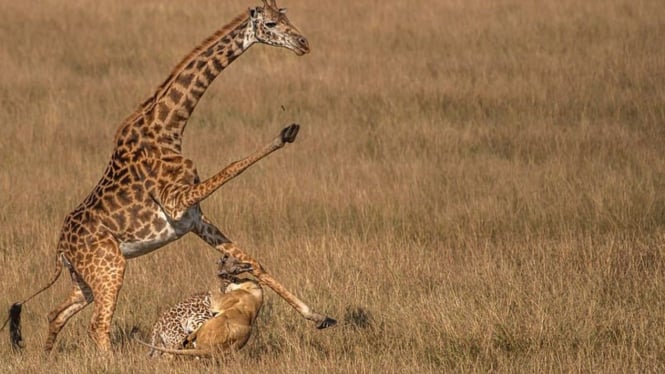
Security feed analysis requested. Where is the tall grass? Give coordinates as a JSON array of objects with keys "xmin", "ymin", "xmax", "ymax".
[{"xmin": 1, "ymin": 0, "xmax": 664, "ymax": 371}]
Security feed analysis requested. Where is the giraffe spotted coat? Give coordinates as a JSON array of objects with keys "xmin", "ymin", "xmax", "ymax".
[
  {"xmin": 147, "ymin": 254, "xmax": 252, "ymax": 357},
  {"xmin": 6, "ymin": 0, "xmax": 334, "ymax": 354},
  {"xmin": 149, "ymin": 291, "xmax": 218, "ymax": 357}
]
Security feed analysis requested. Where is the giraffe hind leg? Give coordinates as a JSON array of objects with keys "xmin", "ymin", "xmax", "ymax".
[
  {"xmin": 45, "ymin": 269, "xmax": 94, "ymax": 353},
  {"xmin": 48, "ymin": 236, "xmax": 127, "ymax": 352},
  {"xmin": 85, "ymin": 250, "xmax": 126, "ymax": 351}
]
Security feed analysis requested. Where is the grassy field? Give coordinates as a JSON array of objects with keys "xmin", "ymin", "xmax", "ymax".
[{"xmin": 1, "ymin": 0, "xmax": 664, "ymax": 371}]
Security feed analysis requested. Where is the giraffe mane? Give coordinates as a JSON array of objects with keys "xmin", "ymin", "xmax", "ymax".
[
  {"xmin": 262, "ymin": 0, "xmax": 278, "ymax": 9},
  {"xmin": 118, "ymin": 10, "xmax": 250, "ymax": 132},
  {"xmin": 154, "ymin": 11, "xmax": 250, "ymax": 101}
]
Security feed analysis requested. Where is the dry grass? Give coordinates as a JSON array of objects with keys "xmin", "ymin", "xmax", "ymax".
[{"xmin": 1, "ymin": 0, "xmax": 665, "ymax": 372}]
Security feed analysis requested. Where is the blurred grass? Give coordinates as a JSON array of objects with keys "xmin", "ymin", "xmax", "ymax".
[{"xmin": 1, "ymin": 0, "xmax": 665, "ymax": 372}]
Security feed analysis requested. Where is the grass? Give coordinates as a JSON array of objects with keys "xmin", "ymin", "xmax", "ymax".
[{"xmin": 1, "ymin": 0, "xmax": 665, "ymax": 372}]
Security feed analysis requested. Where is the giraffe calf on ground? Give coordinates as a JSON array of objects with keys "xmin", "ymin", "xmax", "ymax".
[
  {"xmin": 137, "ymin": 255, "xmax": 257, "ymax": 358},
  {"xmin": 140, "ymin": 278, "xmax": 263, "ymax": 358},
  {"xmin": 183, "ymin": 278, "xmax": 263, "ymax": 356}
]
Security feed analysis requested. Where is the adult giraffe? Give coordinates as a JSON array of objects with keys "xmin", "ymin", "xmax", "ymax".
[{"xmin": 2, "ymin": 0, "xmax": 335, "ymax": 353}]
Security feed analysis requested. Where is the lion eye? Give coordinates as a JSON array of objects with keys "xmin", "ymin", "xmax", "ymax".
[{"xmin": 265, "ymin": 22, "xmax": 277, "ymax": 28}]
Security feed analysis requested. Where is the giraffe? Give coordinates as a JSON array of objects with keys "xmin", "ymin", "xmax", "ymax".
[{"xmin": 2, "ymin": 0, "xmax": 335, "ymax": 353}]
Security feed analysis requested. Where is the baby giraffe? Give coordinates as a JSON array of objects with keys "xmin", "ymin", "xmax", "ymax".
[
  {"xmin": 137, "ymin": 255, "xmax": 262, "ymax": 358},
  {"xmin": 180, "ymin": 278, "xmax": 263, "ymax": 357}
]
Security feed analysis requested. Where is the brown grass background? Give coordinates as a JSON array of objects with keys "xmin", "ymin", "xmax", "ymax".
[{"xmin": 1, "ymin": 0, "xmax": 664, "ymax": 372}]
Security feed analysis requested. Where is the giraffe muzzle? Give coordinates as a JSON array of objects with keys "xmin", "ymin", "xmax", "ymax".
[{"xmin": 293, "ymin": 35, "xmax": 310, "ymax": 55}]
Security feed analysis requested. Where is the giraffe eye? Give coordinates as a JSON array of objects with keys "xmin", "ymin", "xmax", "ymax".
[{"xmin": 265, "ymin": 22, "xmax": 277, "ymax": 28}]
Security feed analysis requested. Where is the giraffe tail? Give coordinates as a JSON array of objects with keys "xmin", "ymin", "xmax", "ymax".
[{"xmin": 1, "ymin": 252, "xmax": 65, "ymax": 351}]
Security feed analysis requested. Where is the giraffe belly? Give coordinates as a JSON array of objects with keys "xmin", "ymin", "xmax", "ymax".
[
  {"xmin": 119, "ymin": 231, "xmax": 180, "ymax": 258},
  {"xmin": 119, "ymin": 208, "xmax": 201, "ymax": 258}
]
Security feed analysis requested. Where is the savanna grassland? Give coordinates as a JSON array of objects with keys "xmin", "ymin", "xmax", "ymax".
[{"xmin": 1, "ymin": 0, "xmax": 665, "ymax": 372}]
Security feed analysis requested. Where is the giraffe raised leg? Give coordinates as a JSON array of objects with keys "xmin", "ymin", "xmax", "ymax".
[
  {"xmin": 194, "ymin": 215, "xmax": 336, "ymax": 329},
  {"xmin": 168, "ymin": 124, "xmax": 300, "ymax": 214}
]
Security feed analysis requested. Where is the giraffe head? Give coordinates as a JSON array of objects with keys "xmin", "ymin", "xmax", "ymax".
[{"xmin": 247, "ymin": 0, "xmax": 310, "ymax": 55}]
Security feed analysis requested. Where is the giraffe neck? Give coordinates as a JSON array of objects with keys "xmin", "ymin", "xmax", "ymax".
[{"xmin": 115, "ymin": 12, "xmax": 255, "ymax": 153}]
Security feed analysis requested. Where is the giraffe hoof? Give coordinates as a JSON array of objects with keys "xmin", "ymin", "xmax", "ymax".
[
  {"xmin": 316, "ymin": 316, "xmax": 337, "ymax": 329},
  {"xmin": 280, "ymin": 123, "xmax": 300, "ymax": 143}
]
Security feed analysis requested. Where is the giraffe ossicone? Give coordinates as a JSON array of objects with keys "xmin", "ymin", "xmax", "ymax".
[{"xmin": 2, "ymin": 0, "xmax": 335, "ymax": 353}]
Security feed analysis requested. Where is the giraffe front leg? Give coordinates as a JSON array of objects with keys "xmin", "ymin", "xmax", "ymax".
[
  {"xmin": 165, "ymin": 124, "xmax": 300, "ymax": 216},
  {"xmin": 189, "ymin": 123, "xmax": 299, "ymax": 202},
  {"xmin": 224, "ymin": 242, "xmax": 336, "ymax": 329},
  {"xmin": 217, "ymin": 253, "xmax": 254, "ymax": 279},
  {"xmin": 194, "ymin": 216, "xmax": 336, "ymax": 329}
]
